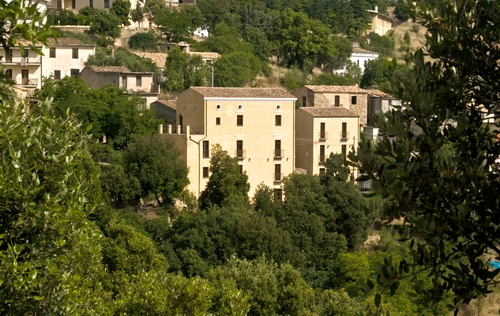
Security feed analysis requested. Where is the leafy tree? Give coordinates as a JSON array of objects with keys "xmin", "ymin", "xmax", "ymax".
[
  {"xmin": 199, "ymin": 144, "xmax": 250, "ymax": 209},
  {"xmin": 143, "ymin": 0, "xmax": 168, "ymax": 25},
  {"xmin": 268, "ymin": 9, "xmax": 336, "ymax": 70},
  {"xmin": 128, "ymin": 32, "xmax": 157, "ymax": 51},
  {"xmin": 363, "ymin": 33, "xmax": 395, "ymax": 57},
  {"xmin": 179, "ymin": 4, "xmax": 204, "ymax": 29},
  {"xmin": 360, "ymin": 57, "xmax": 409, "ymax": 91},
  {"xmin": 163, "ymin": 47, "xmax": 210, "ymax": 93},
  {"xmin": 53, "ymin": 9, "xmax": 78, "ymax": 25},
  {"xmin": 213, "ymin": 51, "xmax": 261, "ymax": 87},
  {"xmin": 196, "ymin": 0, "xmax": 240, "ymax": 31},
  {"xmin": 85, "ymin": 47, "xmax": 158, "ymax": 72},
  {"xmin": 124, "ymin": 135, "xmax": 189, "ymax": 206},
  {"xmin": 0, "ymin": 99, "xmax": 107, "ymax": 314},
  {"xmin": 90, "ymin": 10, "xmax": 121, "ymax": 39},
  {"xmin": 194, "ymin": 22, "xmax": 254, "ymax": 55},
  {"xmin": 130, "ymin": 2, "xmax": 144, "ymax": 23},
  {"xmin": 156, "ymin": 7, "xmax": 194, "ymax": 42},
  {"xmin": 110, "ymin": 0, "xmax": 131, "ymax": 26},
  {"xmin": 352, "ymin": 0, "xmax": 500, "ymax": 308},
  {"xmin": 242, "ymin": 26, "xmax": 271, "ymax": 62}
]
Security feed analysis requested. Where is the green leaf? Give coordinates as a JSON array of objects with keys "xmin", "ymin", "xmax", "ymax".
[{"xmin": 375, "ymin": 293, "xmax": 381, "ymax": 307}]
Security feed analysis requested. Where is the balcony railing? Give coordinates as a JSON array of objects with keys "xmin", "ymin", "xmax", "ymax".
[
  {"xmin": 3, "ymin": 56, "xmax": 41, "ymax": 65},
  {"xmin": 274, "ymin": 149, "xmax": 284, "ymax": 159},
  {"xmin": 274, "ymin": 173, "xmax": 283, "ymax": 183},
  {"xmin": 318, "ymin": 155, "xmax": 327, "ymax": 163},
  {"xmin": 18, "ymin": 78, "xmax": 38, "ymax": 86},
  {"xmin": 318, "ymin": 132, "xmax": 328, "ymax": 141},
  {"xmin": 340, "ymin": 131, "xmax": 350, "ymax": 141},
  {"xmin": 235, "ymin": 150, "xmax": 246, "ymax": 160}
]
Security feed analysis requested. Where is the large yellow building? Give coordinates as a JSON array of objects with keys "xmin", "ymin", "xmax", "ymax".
[
  {"xmin": 164, "ymin": 87, "xmax": 297, "ymax": 201},
  {"xmin": 295, "ymin": 107, "xmax": 360, "ymax": 176}
]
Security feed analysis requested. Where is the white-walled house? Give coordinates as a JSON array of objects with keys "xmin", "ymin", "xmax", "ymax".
[
  {"xmin": 42, "ymin": 38, "xmax": 95, "ymax": 79},
  {"xmin": 334, "ymin": 43, "xmax": 379, "ymax": 75}
]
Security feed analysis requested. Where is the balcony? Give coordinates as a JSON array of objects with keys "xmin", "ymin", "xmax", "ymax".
[
  {"xmin": 17, "ymin": 78, "xmax": 38, "ymax": 86},
  {"xmin": 318, "ymin": 155, "xmax": 327, "ymax": 163},
  {"xmin": 274, "ymin": 173, "xmax": 283, "ymax": 183},
  {"xmin": 3, "ymin": 56, "xmax": 41, "ymax": 65},
  {"xmin": 340, "ymin": 131, "xmax": 350, "ymax": 141},
  {"xmin": 318, "ymin": 132, "xmax": 328, "ymax": 141},
  {"xmin": 235, "ymin": 150, "xmax": 246, "ymax": 160},
  {"xmin": 274, "ymin": 149, "xmax": 284, "ymax": 159}
]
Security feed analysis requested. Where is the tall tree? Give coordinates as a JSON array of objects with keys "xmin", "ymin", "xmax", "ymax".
[
  {"xmin": 352, "ymin": 0, "xmax": 500, "ymax": 308},
  {"xmin": 110, "ymin": 0, "xmax": 131, "ymax": 26},
  {"xmin": 163, "ymin": 47, "xmax": 210, "ymax": 93},
  {"xmin": 199, "ymin": 144, "xmax": 250, "ymax": 210},
  {"xmin": 124, "ymin": 135, "xmax": 189, "ymax": 206}
]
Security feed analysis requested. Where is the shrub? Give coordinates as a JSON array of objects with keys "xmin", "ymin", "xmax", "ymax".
[{"xmin": 129, "ymin": 32, "xmax": 157, "ymax": 51}]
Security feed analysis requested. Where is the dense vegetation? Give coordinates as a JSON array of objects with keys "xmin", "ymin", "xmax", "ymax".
[{"xmin": 2, "ymin": 0, "xmax": 499, "ymax": 314}]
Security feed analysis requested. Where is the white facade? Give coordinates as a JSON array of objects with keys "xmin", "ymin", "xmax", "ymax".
[
  {"xmin": 193, "ymin": 26, "xmax": 209, "ymax": 38},
  {"xmin": 334, "ymin": 47, "xmax": 379, "ymax": 75},
  {"xmin": 1, "ymin": 45, "xmax": 43, "ymax": 90},
  {"xmin": 42, "ymin": 38, "xmax": 95, "ymax": 79}
]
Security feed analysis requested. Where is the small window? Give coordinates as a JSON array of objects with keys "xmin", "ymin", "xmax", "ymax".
[
  {"xmin": 72, "ymin": 48, "xmax": 78, "ymax": 59},
  {"xmin": 203, "ymin": 167, "xmax": 209, "ymax": 178},
  {"xmin": 104, "ymin": 0, "xmax": 110, "ymax": 8},
  {"xmin": 216, "ymin": 104, "xmax": 221, "ymax": 110},
  {"xmin": 49, "ymin": 47, "xmax": 56, "ymax": 58},
  {"xmin": 351, "ymin": 96, "xmax": 357, "ymax": 105},
  {"xmin": 276, "ymin": 104, "xmax": 281, "ymax": 110},
  {"xmin": 274, "ymin": 164, "xmax": 281, "ymax": 182},
  {"xmin": 342, "ymin": 145, "xmax": 347, "ymax": 159},
  {"xmin": 237, "ymin": 115, "xmax": 243, "ymax": 126},
  {"xmin": 54, "ymin": 70, "xmax": 61, "ymax": 80},
  {"xmin": 203, "ymin": 141, "xmax": 209, "ymax": 158},
  {"xmin": 238, "ymin": 104, "xmax": 243, "ymax": 110},
  {"xmin": 275, "ymin": 115, "xmax": 281, "ymax": 126},
  {"xmin": 70, "ymin": 69, "xmax": 79, "ymax": 77},
  {"xmin": 57, "ymin": 0, "xmax": 62, "ymax": 9},
  {"xmin": 335, "ymin": 95, "xmax": 340, "ymax": 107},
  {"xmin": 6, "ymin": 69, "xmax": 12, "ymax": 79},
  {"xmin": 216, "ymin": 117, "xmax": 221, "ymax": 125},
  {"xmin": 274, "ymin": 188, "xmax": 283, "ymax": 203},
  {"xmin": 302, "ymin": 96, "xmax": 306, "ymax": 107},
  {"xmin": 136, "ymin": 76, "xmax": 142, "ymax": 87},
  {"xmin": 319, "ymin": 168, "xmax": 326, "ymax": 175},
  {"xmin": 72, "ymin": 0, "xmax": 76, "ymax": 8},
  {"xmin": 89, "ymin": 0, "xmax": 93, "ymax": 8},
  {"xmin": 239, "ymin": 165, "xmax": 243, "ymax": 174}
]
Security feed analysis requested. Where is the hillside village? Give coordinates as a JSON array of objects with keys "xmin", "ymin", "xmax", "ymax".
[{"xmin": 2, "ymin": 0, "xmax": 500, "ymax": 315}]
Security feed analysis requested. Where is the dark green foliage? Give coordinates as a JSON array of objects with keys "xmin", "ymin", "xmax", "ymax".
[
  {"xmin": 124, "ymin": 135, "xmax": 189, "ymax": 206},
  {"xmin": 128, "ymin": 32, "xmax": 157, "ymax": 51},
  {"xmin": 352, "ymin": 0, "xmax": 500, "ymax": 308},
  {"xmin": 156, "ymin": 7, "xmax": 194, "ymax": 42},
  {"xmin": 85, "ymin": 47, "xmax": 158, "ymax": 72},
  {"xmin": 0, "ymin": 99, "xmax": 106, "ymax": 314},
  {"xmin": 53, "ymin": 9, "xmax": 78, "ymax": 25},
  {"xmin": 213, "ymin": 51, "xmax": 261, "ymax": 87},
  {"xmin": 360, "ymin": 57, "xmax": 409, "ymax": 91},
  {"xmin": 163, "ymin": 47, "xmax": 210, "ymax": 93},
  {"xmin": 35, "ymin": 76, "xmax": 160, "ymax": 149},
  {"xmin": 110, "ymin": 0, "xmax": 131, "ymax": 26},
  {"xmin": 311, "ymin": 72, "xmax": 356, "ymax": 86},
  {"xmin": 194, "ymin": 22, "xmax": 254, "ymax": 55},
  {"xmin": 199, "ymin": 144, "xmax": 250, "ymax": 210},
  {"xmin": 242, "ymin": 26, "xmax": 271, "ymax": 62},
  {"xmin": 363, "ymin": 33, "xmax": 395, "ymax": 57},
  {"xmin": 130, "ymin": 2, "xmax": 144, "ymax": 23},
  {"xmin": 90, "ymin": 10, "xmax": 121, "ymax": 38}
]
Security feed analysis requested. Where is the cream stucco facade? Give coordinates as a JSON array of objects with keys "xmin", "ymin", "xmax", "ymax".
[
  {"xmin": 50, "ymin": 0, "xmax": 151, "ymax": 28},
  {"xmin": 163, "ymin": 87, "xmax": 296, "ymax": 201},
  {"xmin": 1, "ymin": 45, "xmax": 43, "ymax": 90},
  {"xmin": 295, "ymin": 107, "xmax": 360, "ymax": 177},
  {"xmin": 366, "ymin": 7, "xmax": 393, "ymax": 36},
  {"xmin": 294, "ymin": 85, "xmax": 369, "ymax": 126},
  {"xmin": 42, "ymin": 38, "xmax": 95, "ymax": 79}
]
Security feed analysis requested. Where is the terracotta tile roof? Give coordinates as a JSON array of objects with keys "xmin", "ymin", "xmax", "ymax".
[
  {"xmin": 367, "ymin": 89, "xmax": 394, "ymax": 98},
  {"xmin": 352, "ymin": 47, "xmax": 378, "ymax": 55},
  {"xmin": 298, "ymin": 107, "xmax": 360, "ymax": 117},
  {"xmin": 189, "ymin": 87, "xmax": 296, "ymax": 99},
  {"xmin": 155, "ymin": 99, "xmax": 176, "ymax": 110},
  {"xmin": 87, "ymin": 65, "xmax": 130, "ymax": 73},
  {"xmin": 187, "ymin": 51, "xmax": 221, "ymax": 60},
  {"xmin": 133, "ymin": 52, "xmax": 168, "ymax": 69},
  {"xmin": 48, "ymin": 38, "xmax": 95, "ymax": 46},
  {"xmin": 304, "ymin": 85, "xmax": 368, "ymax": 94}
]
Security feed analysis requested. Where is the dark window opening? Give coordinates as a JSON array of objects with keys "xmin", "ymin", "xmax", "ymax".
[
  {"xmin": 275, "ymin": 115, "xmax": 281, "ymax": 126},
  {"xmin": 203, "ymin": 140, "xmax": 209, "ymax": 158},
  {"xmin": 203, "ymin": 167, "xmax": 209, "ymax": 178},
  {"xmin": 216, "ymin": 117, "xmax": 221, "ymax": 125},
  {"xmin": 237, "ymin": 115, "xmax": 243, "ymax": 126}
]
